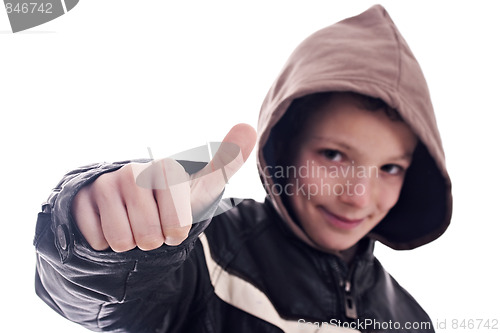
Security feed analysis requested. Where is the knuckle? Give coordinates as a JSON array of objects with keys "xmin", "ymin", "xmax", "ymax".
[
  {"xmin": 72, "ymin": 189, "xmax": 89, "ymax": 216},
  {"xmin": 161, "ymin": 158, "xmax": 189, "ymax": 182},
  {"xmin": 92, "ymin": 171, "xmax": 115, "ymax": 189},
  {"xmin": 94, "ymin": 165, "xmax": 134, "ymax": 193},
  {"xmin": 92, "ymin": 177, "xmax": 119, "ymax": 204},
  {"xmin": 119, "ymin": 164, "xmax": 139, "ymax": 187}
]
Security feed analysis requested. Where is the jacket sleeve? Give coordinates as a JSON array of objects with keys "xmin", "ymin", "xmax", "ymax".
[{"xmin": 33, "ymin": 161, "xmax": 218, "ymax": 333}]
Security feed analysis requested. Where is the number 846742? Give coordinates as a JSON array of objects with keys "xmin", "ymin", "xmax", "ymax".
[{"xmin": 5, "ymin": 2, "xmax": 53, "ymax": 14}]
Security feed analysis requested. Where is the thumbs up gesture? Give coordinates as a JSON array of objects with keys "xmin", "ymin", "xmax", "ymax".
[{"xmin": 71, "ymin": 124, "xmax": 257, "ymax": 252}]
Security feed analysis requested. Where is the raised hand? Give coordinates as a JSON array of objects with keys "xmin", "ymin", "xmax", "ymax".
[{"xmin": 71, "ymin": 124, "xmax": 257, "ymax": 252}]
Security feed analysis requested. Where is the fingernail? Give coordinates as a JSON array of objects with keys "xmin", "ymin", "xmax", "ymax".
[{"xmin": 165, "ymin": 236, "xmax": 183, "ymax": 246}]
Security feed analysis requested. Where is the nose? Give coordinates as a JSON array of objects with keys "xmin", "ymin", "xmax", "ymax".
[{"xmin": 336, "ymin": 173, "xmax": 375, "ymax": 208}]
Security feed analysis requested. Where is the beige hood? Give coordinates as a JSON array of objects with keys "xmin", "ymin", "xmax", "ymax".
[{"xmin": 256, "ymin": 5, "xmax": 452, "ymax": 250}]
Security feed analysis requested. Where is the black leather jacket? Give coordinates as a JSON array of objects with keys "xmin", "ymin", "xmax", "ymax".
[{"xmin": 34, "ymin": 161, "xmax": 434, "ymax": 333}]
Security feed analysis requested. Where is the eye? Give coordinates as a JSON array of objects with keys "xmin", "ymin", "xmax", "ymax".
[
  {"xmin": 320, "ymin": 149, "xmax": 343, "ymax": 162},
  {"xmin": 380, "ymin": 164, "xmax": 404, "ymax": 175}
]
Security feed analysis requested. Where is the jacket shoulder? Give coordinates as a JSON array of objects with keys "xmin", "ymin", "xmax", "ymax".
[{"xmin": 205, "ymin": 198, "xmax": 272, "ymax": 250}]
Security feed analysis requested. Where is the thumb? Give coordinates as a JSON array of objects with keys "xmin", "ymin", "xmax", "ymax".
[
  {"xmin": 190, "ymin": 123, "xmax": 257, "ymax": 204},
  {"xmin": 213, "ymin": 122, "xmax": 257, "ymax": 168}
]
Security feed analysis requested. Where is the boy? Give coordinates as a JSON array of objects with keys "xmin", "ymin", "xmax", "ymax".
[{"xmin": 34, "ymin": 5, "xmax": 452, "ymax": 332}]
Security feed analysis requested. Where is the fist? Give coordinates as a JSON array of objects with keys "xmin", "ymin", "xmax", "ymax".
[{"xmin": 71, "ymin": 124, "xmax": 257, "ymax": 252}]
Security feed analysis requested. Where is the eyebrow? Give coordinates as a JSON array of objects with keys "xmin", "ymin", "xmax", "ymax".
[
  {"xmin": 388, "ymin": 153, "xmax": 414, "ymax": 162},
  {"xmin": 310, "ymin": 135, "xmax": 353, "ymax": 151},
  {"xmin": 310, "ymin": 135, "xmax": 414, "ymax": 162}
]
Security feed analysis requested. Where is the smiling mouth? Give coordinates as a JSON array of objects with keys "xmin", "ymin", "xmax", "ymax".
[{"xmin": 319, "ymin": 207, "xmax": 365, "ymax": 230}]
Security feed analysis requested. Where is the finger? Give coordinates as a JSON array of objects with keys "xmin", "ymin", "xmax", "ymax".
[
  {"xmin": 191, "ymin": 123, "xmax": 257, "ymax": 201},
  {"xmin": 71, "ymin": 186, "xmax": 109, "ymax": 251},
  {"xmin": 125, "ymin": 189, "xmax": 165, "ymax": 251},
  {"xmin": 117, "ymin": 164, "xmax": 165, "ymax": 251},
  {"xmin": 92, "ymin": 175, "xmax": 136, "ymax": 252},
  {"xmin": 99, "ymin": 203, "xmax": 136, "ymax": 252},
  {"xmin": 153, "ymin": 158, "xmax": 193, "ymax": 246}
]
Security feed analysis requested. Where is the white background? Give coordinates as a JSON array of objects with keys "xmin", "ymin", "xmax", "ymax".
[{"xmin": 1, "ymin": 1, "xmax": 499, "ymax": 332}]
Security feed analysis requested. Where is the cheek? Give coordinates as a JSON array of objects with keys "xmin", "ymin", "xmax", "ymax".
[
  {"xmin": 377, "ymin": 182, "xmax": 404, "ymax": 212},
  {"xmin": 293, "ymin": 169, "xmax": 332, "ymax": 202}
]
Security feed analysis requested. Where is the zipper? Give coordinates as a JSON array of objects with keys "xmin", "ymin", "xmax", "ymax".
[
  {"xmin": 342, "ymin": 262, "xmax": 358, "ymax": 319},
  {"xmin": 325, "ymin": 252, "xmax": 359, "ymax": 321}
]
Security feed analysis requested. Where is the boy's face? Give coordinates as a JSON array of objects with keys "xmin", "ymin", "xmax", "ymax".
[{"xmin": 288, "ymin": 94, "xmax": 418, "ymax": 251}]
